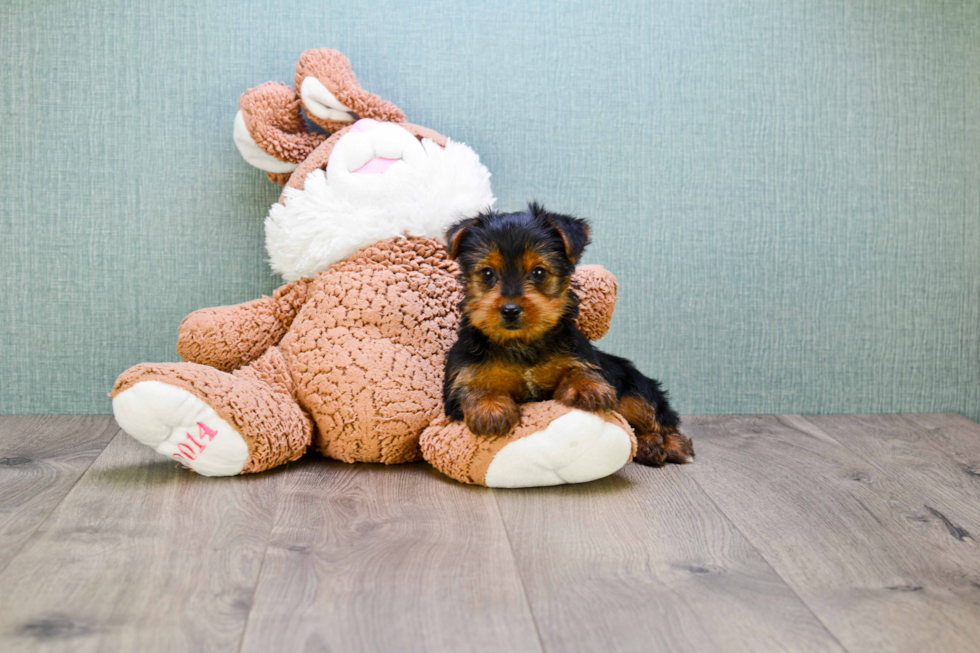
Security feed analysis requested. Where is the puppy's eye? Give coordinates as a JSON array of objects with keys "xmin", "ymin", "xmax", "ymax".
[
  {"xmin": 480, "ymin": 268, "xmax": 496, "ymax": 285},
  {"xmin": 531, "ymin": 266, "xmax": 548, "ymax": 282}
]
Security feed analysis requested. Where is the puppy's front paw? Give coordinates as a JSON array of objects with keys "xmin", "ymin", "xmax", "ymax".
[
  {"xmin": 464, "ymin": 395, "xmax": 520, "ymax": 437},
  {"xmin": 555, "ymin": 372, "xmax": 618, "ymax": 413}
]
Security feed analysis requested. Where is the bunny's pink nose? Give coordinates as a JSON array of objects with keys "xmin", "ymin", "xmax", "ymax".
[{"xmin": 351, "ymin": 118, "xmax": 380, "ymax": 133}]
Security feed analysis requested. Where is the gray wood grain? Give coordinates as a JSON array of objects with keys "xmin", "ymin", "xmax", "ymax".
[
  {"xmin": 793, "ymin": 414, "xmax": 980, "ymax": 544},
  {"xmin": 238, "ymin": 461, "xmax": 542, "ymax": 653},
  {"xmin": 686, "ymin": 414, "xmax": 980, "ymax": 653},
  {"xmin": 493, "ymin": 463, "xmax": 845, "ymax": 653},
  {"xmin": 901, "ymin": 413, "xmax": 980, "ymax": 471},
  {"xmin": 0, "ymin": 415, "xmax": 116, "ymax": 574},
  {"xmin": 4, "ymin": 413, "xmax": 980, "ymax": 652},
  {"xmin": 0, "ymin": 425, "xmax": 285, "ymax": 653}
]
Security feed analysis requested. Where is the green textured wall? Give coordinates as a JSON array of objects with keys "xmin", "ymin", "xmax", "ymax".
[{"xmin": 1, "ymin": 0, "xmax": 978, "ymax": 417}]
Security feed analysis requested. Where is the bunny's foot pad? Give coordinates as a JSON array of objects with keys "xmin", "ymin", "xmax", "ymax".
[{"xmin": 112, "ymin": 381, "xmax": 249, "ymax": 477}]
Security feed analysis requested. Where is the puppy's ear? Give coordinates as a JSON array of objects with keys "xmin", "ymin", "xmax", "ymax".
[
  {"xmin": 530, "ymin": 202, "xmax": 591, "ymax": 263},
  {"xmin": 446, "ymin": 216, "xmax": 480, "ymax": 260}
]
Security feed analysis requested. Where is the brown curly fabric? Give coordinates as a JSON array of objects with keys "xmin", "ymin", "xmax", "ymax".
[
  {"xmin": 239, "ymin": 81, "xmax": 328, "ymax": 164},
  {"xmin": 419, "ymin": 402, "xmax": 635, "ymax": 485},
  {"xmin": 295, "ymin": 48, "xmax": 406, "ymax": 130},
  {"xmin": 277, "ymin": 237, "xmax": 460, "ymax": 464},
  {"xmin": 176, "ymin": 278, "xmax": 313, "ymax": 372},
  {"xmin": 571, "ymin": 264, "xmax": 619, "ymax": 341},
  {"xmin": 111, "ymin": 347, "xmax": 313, "ymax": 474}
]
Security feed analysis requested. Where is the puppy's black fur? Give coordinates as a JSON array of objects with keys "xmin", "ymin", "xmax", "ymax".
[{"xmin": 444, "ymin": 203, "xmax": 694, "ymax": 466}]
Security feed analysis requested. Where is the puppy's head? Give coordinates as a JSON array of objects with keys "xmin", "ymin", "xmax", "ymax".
[{"xmin": 446, "ymin": 203, "xmax": 590, "ymax": 343}]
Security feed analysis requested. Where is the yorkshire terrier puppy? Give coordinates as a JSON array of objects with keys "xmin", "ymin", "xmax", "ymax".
[{"xmin": 443, "ymin": 203, "xmax": 694, "ymax": 466}]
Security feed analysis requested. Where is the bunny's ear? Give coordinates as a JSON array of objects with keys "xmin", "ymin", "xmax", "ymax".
[
  {"xmin": 295, "ymin": 49, "xmax": 405, "ymax": 132},
  {"xmin": 234, "ymin": 82, "xmax": 327, "ymax": 181},
  {"xmin": 530, "ymin": 202, "xmax": 591, "ymax": 263}
]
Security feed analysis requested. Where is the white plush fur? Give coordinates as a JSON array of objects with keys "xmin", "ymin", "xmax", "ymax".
[{"xmin": 265, "ymin": 136, "xmax": 495, "ymax": 280}]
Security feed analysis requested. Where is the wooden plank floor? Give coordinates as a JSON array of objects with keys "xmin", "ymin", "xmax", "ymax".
[{"xmin": 0, "ymin": 414, "xmax": 977, "ymax": 652}]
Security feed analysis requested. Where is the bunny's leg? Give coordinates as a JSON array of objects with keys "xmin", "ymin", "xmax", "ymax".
[
  {"xmin": 111, "ymin": 347, "xmax": 312, "ymax": 476},
  {"xmin": 420, "ymin": 401, "xmax": 636, "ymax": 488}
]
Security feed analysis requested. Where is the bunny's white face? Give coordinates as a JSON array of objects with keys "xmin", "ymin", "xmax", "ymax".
[
  {"xmin": 264, "ymin": 119, "xmax": 496, "ymax": 281},
  {"xmin": 325, "ymin": 119, "xmax": 429, "ymax": 204}
]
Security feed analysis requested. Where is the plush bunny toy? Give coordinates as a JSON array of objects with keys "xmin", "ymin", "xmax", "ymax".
[{"xmin": 111, "ymin": 48, "xmax": 635, "ymax": 487}]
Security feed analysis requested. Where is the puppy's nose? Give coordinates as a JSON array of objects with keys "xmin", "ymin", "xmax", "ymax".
[{"xmin": 500, "ymin": 303, "xmax": 523, "ymax": 321}]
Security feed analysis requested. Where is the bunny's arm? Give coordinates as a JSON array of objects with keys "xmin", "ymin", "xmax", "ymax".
[
  {"xmin": 176, "ymin": 278, "xmax": 313, "ymax": 372},
  {"xmin": 572, "ymin": 265, "xmax": 619, "ymax": 341}
]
